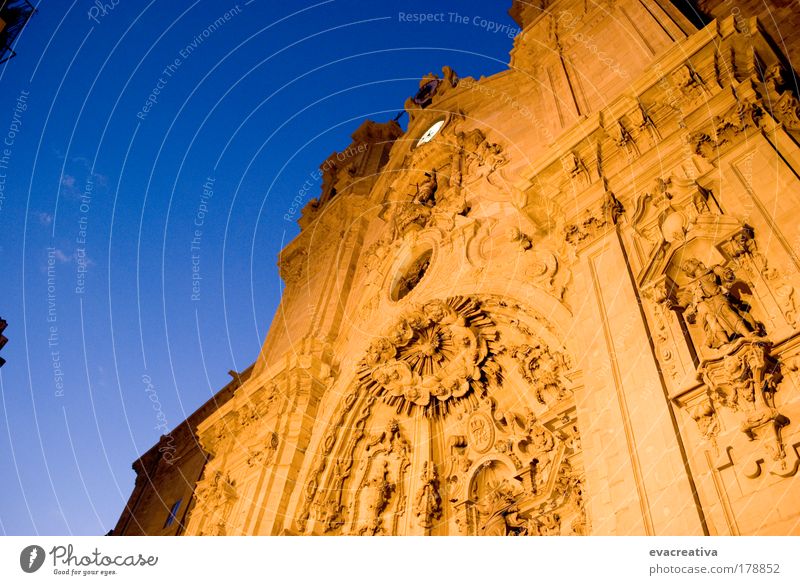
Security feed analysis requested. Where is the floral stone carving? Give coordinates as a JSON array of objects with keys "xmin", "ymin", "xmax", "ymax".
[
  {"xmin": 358, "ymin": 297, "xmax": 500, "ymax": 416},
  {"xmin": 508, "ymin": 343, "xmax": 569, "ymax": 404}
]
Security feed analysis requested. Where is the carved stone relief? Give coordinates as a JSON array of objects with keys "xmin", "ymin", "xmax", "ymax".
[
  {"xmin": 697, "ymin": 340, "xmax": 793, "ymax": 477},
  {"xmin": 358, "ymin": 297, "xmax": 500, "ymax": 417},
  {"xmin": 563, "ymin": 190, "xmax": 624, "ymax": 248},
  {"xmin": 297, "ymin": 295, "xmax": 585, "ymax": 535},
  {"xmin": 607, "ymin": 118, "xmax": 639, "ymax": 159},
  {"xmin": 506, "ymin": 343, "xmax": 569, "ymax": 404},
  {"xmin": 246, "ymin": 432, "xmax": 279, "ymax": 469},
  {"xmin": 452, "ymin": 406, "xmax": 585, "ymax": 537},
  {"xmin": 405, "ymin": 66, "xmax": 459, "ymax": 111},
  {"xmin": 192, "ymin": 470, "xmax": 237, "ymax": 536},
  {"xmin": 761, "ymin": 64, "xmax": 800, "ymax": 132},
  {"xmin": 296, "ymin": 389, "xmax": 374, "ymax": 533},
  {"xmin": 641, "ymin": 219, "xmax": 799, "ymax": 482},
  {"xmin": 505, "ymin": 227, "xmax": 567, "ymax": 300},
  {"xmin": 678, "ymin": 258, "xmax": 765, "ymax": 350},
  {"xmin": 414, "ymin": 461, "xmax": 443, "ymax": 529},
  {"xmin": 687, "ymin": 100, "xmax": 763, "ymax": 161},
  {"xmin": 348, "ymin": 420, "xmax": 412, "ymax": 535},
  {"xmin": 668, "ymin": 64, "xmax": 710, "ymax": 113}
]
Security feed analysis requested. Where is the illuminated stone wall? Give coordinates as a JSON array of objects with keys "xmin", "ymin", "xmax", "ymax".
[{"xmin": 120, "ymin": 1, "xmax": 800, "ymax": 535}]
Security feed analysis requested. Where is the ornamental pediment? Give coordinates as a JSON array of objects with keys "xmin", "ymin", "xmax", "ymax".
[{"xmin": 638, "ymin": 213, "xmax": 746, "ymax": 293}]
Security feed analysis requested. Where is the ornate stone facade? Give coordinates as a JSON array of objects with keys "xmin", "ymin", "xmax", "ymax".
[{"xmin": 115, "ymin": 1, "xmax": 800, "ymax": 535}]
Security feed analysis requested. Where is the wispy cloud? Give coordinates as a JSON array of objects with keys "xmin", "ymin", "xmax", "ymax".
[
  {"xmin": 60, "ymin": 174, "xmax": 81, "ymax": 199},
  {"xmin": 52, "ymin": 248, "xmax": 72, "ymax": 263},
  {"xmin": 48, "ymin": 248, "xmax": 95, "ymax": 267},
  {"xmin": 35, "ymin": 212, "xmax": 53, "ymax": 225}
]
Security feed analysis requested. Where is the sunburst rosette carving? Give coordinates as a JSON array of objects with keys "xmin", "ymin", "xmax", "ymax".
[{"xmin": 358, "ymin": 297, "xmax": 500, "ymax": 417}]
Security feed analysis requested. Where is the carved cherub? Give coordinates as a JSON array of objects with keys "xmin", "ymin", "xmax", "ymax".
[{"xmin": 364, "ymin": 337, "xmax": 396, "ymax": 367}]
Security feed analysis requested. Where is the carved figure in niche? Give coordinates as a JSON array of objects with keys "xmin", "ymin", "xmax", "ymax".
[
  {"xmin": 361, "ymin": 460, "xmax": 394, "ymax": 535},
  {"xmin": 414, "ymin": 462, "xmax": 442, "ymax": 529},
  {"xmin": 523, "ymin": 410, "xmax": 557, "ymax": 493},
  {"xmin": 445, "ymin": 435, "xmax": 472, "ymax": 503},
  {"xmin": 476, "ymin": 479, "xmax": 529, "ymax": 536},
  {"xmin": 680, "ymin": 258, "xmax": 763, "ymax": 349},
  {"xmin": 413, "ymin": 167, "xmax": 468, "ymax": 229},
  {"xmin": 387, "ymin": 171, "xmax": 440, "ymax": 239},
  {"xmin": 413, "ymin": 170, "xmax": 438, "ymax": 207}
]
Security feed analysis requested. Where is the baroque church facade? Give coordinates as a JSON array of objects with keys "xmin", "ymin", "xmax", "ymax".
[{"xmin": 114, "ymin": 0, "xmax": 800, "ymax": 536}]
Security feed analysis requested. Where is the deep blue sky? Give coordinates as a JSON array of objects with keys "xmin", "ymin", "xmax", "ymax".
[{"xmin": 0, "ymin": 0, "xmax": 518, "ymax": 535}]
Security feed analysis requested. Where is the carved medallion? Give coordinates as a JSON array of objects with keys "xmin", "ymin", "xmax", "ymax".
[
  {"xmin": 467, "ymin": 412, "xmax": 495, "ymax": 454},
  {"xmin": 358, "ymin": 297, "xmax": 500, "ymax": 417}
]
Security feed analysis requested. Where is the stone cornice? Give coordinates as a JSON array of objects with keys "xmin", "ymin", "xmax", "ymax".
[{"xmin": 514, "ymin": 16, "xmax": 785, "ymax": 230}]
